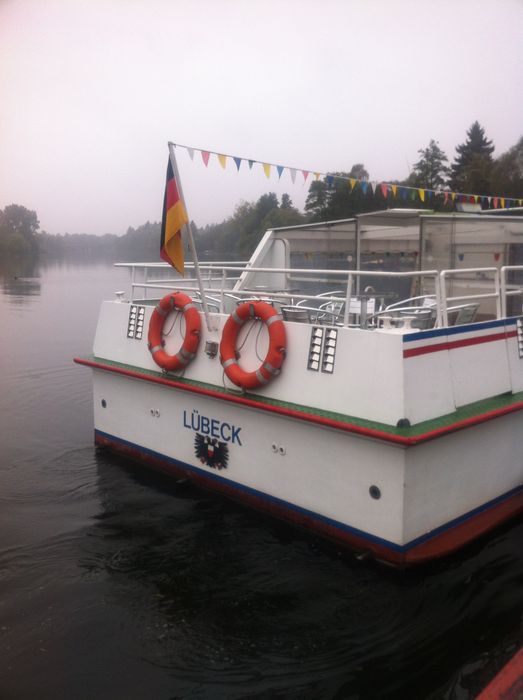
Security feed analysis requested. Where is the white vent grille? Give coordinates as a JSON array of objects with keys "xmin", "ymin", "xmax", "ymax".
[
  {"xmin": 307, "ymin": 327, "xmax": 324, "ymax": 371},
  {"xmin": 127, "ymin": 305, "xmax": 145, "ymax": 340},
  {"xmin": 307, "ymin": 327, "xmax": 338, "ymax": 373},
  {"xmin": 517, "ymin": 318, "xmax": 523, "ymax": 359}
]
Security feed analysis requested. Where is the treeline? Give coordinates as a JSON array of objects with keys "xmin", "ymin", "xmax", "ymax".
[
  {"xmin": 1, "ymin": 121, "xmax": 521, "ymax": 260},
  {"xmin": 0, "ymin": 209, "xmax": 162, "ymax": 260},
  {"xmin": 37, "ymin": 220, "xmax": 161, "ymax": 259},
  {"xmin": 304, "ymin": 123, "xmax": 523, "ymax": 223}
]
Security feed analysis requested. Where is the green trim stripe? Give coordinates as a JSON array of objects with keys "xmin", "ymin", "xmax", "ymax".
[{"xmin": 87, "ymin": 355, "xmax": 523, "ymax": 439}]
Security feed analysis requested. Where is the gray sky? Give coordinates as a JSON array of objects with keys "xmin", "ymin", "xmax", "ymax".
[{"xmin": 1, "ymin": 0, "xmax": 522, "ymax": 235}]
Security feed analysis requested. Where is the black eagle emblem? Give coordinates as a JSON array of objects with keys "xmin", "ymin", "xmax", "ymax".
[{"xmin": 194, "ymin": 433, "xmax": 229, "ymax": 470}]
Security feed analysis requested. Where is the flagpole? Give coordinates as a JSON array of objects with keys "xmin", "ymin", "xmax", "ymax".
[{"xmin": 168, "ymin": 142, "xmax": 214, "ymax": 332}]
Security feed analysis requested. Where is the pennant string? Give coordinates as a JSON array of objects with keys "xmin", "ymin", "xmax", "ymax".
[{"xmin": 168, "ymin": 141, "xmax": 520, "ymax": 209}]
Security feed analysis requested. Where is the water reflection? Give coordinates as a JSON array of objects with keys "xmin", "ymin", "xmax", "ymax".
[
  {"xmin": 81, "ymin": 448, "xmax": 523, "ymax": 699},
  {"xmin": 0, "ymin": 254, "xmax": 41, "ymax": 301}
]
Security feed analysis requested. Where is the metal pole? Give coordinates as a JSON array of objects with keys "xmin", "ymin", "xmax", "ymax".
[
  {"xmin": 494, "ymin": 268, "xmax": 502, "ymax": 319},
  {"xmin": 440, "ymin": 271, "xmax": 449, "ymax": 327},
  {"xmin": 343, "ymin": 273, "xmax": 353, "ymax": 327},
  {"xmin": 168, "ymin": 142, "xmax": 214, "ymax": 332},
  {"xmin": 355, "ymin": 218, "xmax": 361, "ymax": 295}
]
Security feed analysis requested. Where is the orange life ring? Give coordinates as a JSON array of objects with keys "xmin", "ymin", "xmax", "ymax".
[
  {"xmin": 148, "ymin": 292, "xmax": 201, "ymax": 371},
  {"xmin": 220, "ymin": 301, "xmax": 287, "ymax": 390}
]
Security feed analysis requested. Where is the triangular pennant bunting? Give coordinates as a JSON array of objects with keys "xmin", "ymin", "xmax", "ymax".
[{"xmin": 173, "ymin": 143, "xmax": 514, "ymax": 212}]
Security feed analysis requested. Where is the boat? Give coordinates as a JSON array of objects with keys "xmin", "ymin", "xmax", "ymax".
[
  {"xmin": 476, "ymin": 646, "xmax": 523, "ymax": 699},
  {"xmin": 75, "ymin": 208, "xmax": 523, "ymax": 565}
]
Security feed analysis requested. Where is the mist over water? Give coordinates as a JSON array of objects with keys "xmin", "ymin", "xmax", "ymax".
[{"xmin": 1, "ymin": 256, "xmax": 523, "ymax": 699}]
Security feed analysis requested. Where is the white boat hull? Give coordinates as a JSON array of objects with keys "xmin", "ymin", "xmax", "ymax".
[{"xmin": 89, "ymin": 365, "xmax": 523, "ymax": 565}]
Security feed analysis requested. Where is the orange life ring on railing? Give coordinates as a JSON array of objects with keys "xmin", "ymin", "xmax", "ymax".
[
  {"xmin": 220, "ymin": 301, "xmax": 287, "ymax": 390},
  {"xmin": 148, "ymin": 292, "xmax": 201, "ymax": 371}
]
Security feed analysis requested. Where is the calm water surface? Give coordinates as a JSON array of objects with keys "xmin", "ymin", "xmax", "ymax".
[{"xmin": 1, "ymin": 256, "xmax": 523, "ymax": 699}]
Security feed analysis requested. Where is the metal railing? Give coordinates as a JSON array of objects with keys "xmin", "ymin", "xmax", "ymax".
[
  {"xmin": 439, "ymin": 267, "xmax": 501, "ymax": 327},
  {"xmin": 115, "ymin": 261, "xmax": 523, "ymax": 329},
  {"xmin": 501, "ymin": 265, "xmax": 523, "ymax": 317}
]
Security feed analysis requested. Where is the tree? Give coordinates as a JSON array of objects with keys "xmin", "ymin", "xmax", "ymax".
[
  {"xmin": 305, "ymin": 164, "xmax": 383, "ymax": 222},
  {"xmin": 236, "ymin": 192, "xmax": 304, "ymax": 256},
  {"xmin": 280, "ymin": 193, "xmax": 293, "ymax": 209},
  {"xmin": 411, "ymin": 139, "xmax": 449, "ymax": 189},
  {"xmin": 304, "ymin": 179, "xmax": 329, "ymax": 220},
  {"xmin": 0, "ymin": 204, "xmax": 40, "ymax": 255},
  {"xmin": 449, "ymin": 121, "xmax": 495, "ymax": 194},
  {"xmin": 490, "ymin": 136, "xmax": 523, "ymax": 198},
  {"xmin": 348, "ymin": 163, "xmax": 368, "ymax": 181}
]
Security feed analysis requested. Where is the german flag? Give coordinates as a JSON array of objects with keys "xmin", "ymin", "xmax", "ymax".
[{"xmin": 160, "ymin": 158, "xmax": 188, "ymax": 275}]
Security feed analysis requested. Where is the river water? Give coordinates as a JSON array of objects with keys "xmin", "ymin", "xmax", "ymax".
[{"xmin": 1, "ymin": 256, "xmax": 523, "ymax": 699}]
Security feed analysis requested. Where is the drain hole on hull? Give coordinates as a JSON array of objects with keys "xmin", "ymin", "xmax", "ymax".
[{"xmin": 369, "ymin": 485, "xmax": 381, "ymax": 500}]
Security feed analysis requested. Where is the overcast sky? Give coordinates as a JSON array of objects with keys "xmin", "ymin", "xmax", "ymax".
[{"xmin": 1, "ymin": 0, "xmax": 522, "ymax": 235}]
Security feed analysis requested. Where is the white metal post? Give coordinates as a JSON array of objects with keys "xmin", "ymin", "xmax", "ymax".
[
  {"xmin": 344, "ymin": 273, "xmax": 353, "ymax": 327},
  {"xmin": 494, "ymin": 268, "xmax": 502, "ymax": 320},
  {"xmin": 440, "ymin": 271, "xmax": 449, "ymax": 327}
]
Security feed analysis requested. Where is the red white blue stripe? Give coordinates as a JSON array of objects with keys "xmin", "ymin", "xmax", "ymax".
[{"xmin": 403, "ymin": 318, "xmax": 518, "ymax": 358}]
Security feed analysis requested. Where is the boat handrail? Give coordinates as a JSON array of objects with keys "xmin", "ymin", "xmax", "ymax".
[
  {"xmin": 119, "ymin": 261, "xmax": 522, "ymax": 328},
  {"xmin": 439, "ymin": 267, "xmax": 501, "ymax": 327},
  {"xmin": 500, "ymin": 265, "xmax": 523, "ymax": 317}
]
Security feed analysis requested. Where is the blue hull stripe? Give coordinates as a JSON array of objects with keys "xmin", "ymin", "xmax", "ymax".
[
  {"xmin": 404, "ymin": 317, "xmax": 518, "ymax": 343},
  {"xmin": 95, "ymin": 429, "xmax": 523, "ymax": 554}
]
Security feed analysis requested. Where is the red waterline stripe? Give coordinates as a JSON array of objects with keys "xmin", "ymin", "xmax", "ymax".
[
  {"xmin": 404, "ymin": 330, "xmax": 517, "ymax": 358},
  {"xmin": 404, "ymin": 489, "xmax": 523, "ymax": 564},
  {"xmin": 95, "ymin": 431, "xmax": 523, "ymax": 566},
  {"xmin": 476, "ymin": 646, "xmax": 523, "ymax": 700},
  {"xmin": 74, "ymin": 358, "xmax": 523, "ymax": 446}
]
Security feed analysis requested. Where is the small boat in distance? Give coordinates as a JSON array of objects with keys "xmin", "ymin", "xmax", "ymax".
[{"xmin": 75, "ymin": 209, "xmax": 523, "ymax": 565}]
